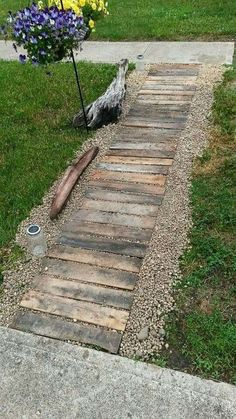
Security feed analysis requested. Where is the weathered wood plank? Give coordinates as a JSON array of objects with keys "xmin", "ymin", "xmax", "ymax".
[
  {"xmin": 20, "ymin": 290, "xmax": 129, "ymax": 331},
  {"xmin": 50, "ymin": 146, "xmax": 99, "ymax": 220},
  {"xmin": 43, "ymin": 258, "xmax": 138, "ymax": 290},
  {"xmin": 137, "ymin": 98, "xmax": 192, "ymax": 105},
  {"xmin": 63, "ymin": 220, "xmax": 152, "ymax": 243},
  {"xmin": 117, "ymin": 126, "xmax": 182, "ymax": 138},
  {"xmin": 73, "ymin": 209, "xmax": 156, "ymax": 229},
  {"xmin": 102, "ymin": 156, "xmax": 173, "ymax": 166},
  {"xmin": 148, "ymin": 69, "xmax": 199, "ymax": 76},
  {"xmin": 58, "ymin": 233, "xmax": 146, "ymax": 258},
  {"xmin": 82, "ymin": 198, "xmax": 159, "ymax": 217},
  {"xmin": 139, "ymin": 90, "xmax": 194, "ymax": 96},
  {"xmin": 96, "ymin": 162, "xmax": 169, "ymax": 175},
  {"xmin": 128, "ymin": 110, "xmax": 187, "ymax": 121},
  {"xmin": 109, "ymin": 142, "xmax": 175, "ymax": 152},
  {"xmin": 127, "ymin": 103, "xmax": 191, "ymax": 113},
  {"xmin": 88, "ymin": 179, "xmax": 166, "ymax": 195},
  {"xmin": 12, "ymin": 311, "xmax": 122, "ymax": 353},
  {"xmin": 142, "ymin": 83, "xmax": 196, "ymax": 91},
  {"xmin": 48, "ymin": 245, "xmax": 142, "ymax": 272},
  {"xmin": 122, "ymin": 119, "xmax": 184, "ymax": 130},
  {"xmin": 92, "ymin": 170, "xmax": 166, "ymax": 185},
  {"xmin": 33, "ymin": 276, "xmax": 133, "ymax": 310},
  {"xmin": 113, "ymin": 138, "xmax": 176, "ymax": 146},
  {"xmin": 85, "ymin": 187, "xmax": 164, "ymax": 204},
  {"xmin": 146, "ymin": 76, "xmax": 197, "ymax": 83},
  {"xmin": 106, "ymin": 148, "xmax": 175, "ymax": 159}
]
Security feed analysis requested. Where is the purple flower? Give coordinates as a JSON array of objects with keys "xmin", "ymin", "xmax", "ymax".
[
  {"xmin": 8, "ymin": 3, "xmax": 87, "ymax": 65},
  {"xmin": 19, "ymin": 54, "xmax": 26, "ymax": 64},
  {"xmin": 30, "ymin": 36, "xmax": 37, "ymax": 44}
]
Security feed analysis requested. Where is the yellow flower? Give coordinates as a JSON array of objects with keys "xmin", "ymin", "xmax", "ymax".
[
  {"xmin": 38, "ymin": 1, "xmax": 44, "ymax": 9},
  {"xmin": 91, "ymin": 3, "xmax": 97, "ymax": 10},
  {"xmin": 79, "ymin": 0, "xmax": 86, "ymax": 6},
  {"xmin": 89, "ymin": 19, "xmax": 95, "ymax": 28}
]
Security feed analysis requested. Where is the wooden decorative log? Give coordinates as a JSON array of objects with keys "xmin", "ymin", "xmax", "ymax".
[
  {"xmin": 50, "ymin": 146, "xmax": 99, "ymax": 220},
  {"xmin": 73, "ymin": 59, "xmax": 129, "ymax": 129}
]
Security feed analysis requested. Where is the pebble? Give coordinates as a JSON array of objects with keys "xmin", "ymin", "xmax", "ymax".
[
  {"xmin": 159, "ymin": 328, "xmax": 166, "ymax": 338},
  {"xmin": 137, "ymin": 326, "xmax": 149, "ymax": 341}
]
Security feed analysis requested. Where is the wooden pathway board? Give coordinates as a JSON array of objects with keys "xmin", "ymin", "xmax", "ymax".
[
  {"xmin": 82, "ymin": 199, "xmax": 159, "ymax": 217},
  {"xmin": 48, "ymin": 245, "xmax": 142, "ymax": 273},
  {"xmin": 96, "ymin": 162, "xmax": 169, "ymax": 175},
  {"xmin": 142, "ymin": 84, "xmax": 196, "ymax": 91},
  {"xmin": 85, "ymin": 187, "xmax": 164, "ymax": 205},
  {"xmin": 12, "ymin": 65, "xmax": 199, "ymax": 352},
  {"xmin": 88, "ymin": 179, "xmax": 166, "ymax": 195},
  {"xmin": 73, "ymin": 209, "xmax": 156, "ymax": 229},
  {"xmin": 43, "ymin": 258, "xmax": 138, "ymax": 291},
  {"xmin": 92, "ymin": 170, "xmax": 167, "ymax": 186},
  {"xmin": 137, "ymin": 97, "xmax": 192, "ymax": 105},
  {"xmin": 127, "ymin": 111, "xmax": 187, "ymax": 121},
  {"xmin": 117, "ymin": 129, "xmax": 179, "ymax": 138},
  {"xmin": 12, "ymin": 311, "xmax": 122, "ymax": 353},
  {"xmin": 146, "ymin": 76, "xmax": 197, "ymax": 83},
  {"xmin": 33, "ymin": 276, "xmax": 133, "ymax": 310},
  {"xmin": 114, "ymin": 137, "xmax": 177, "ymax": 145},
  {"xmin": 122, "ymin": 120, "xmax": 185, "ymax": 130},
  {"xmin": 109, "ymin": 143, "xmax": 175, "ymax": 152},
  {"xmin": 63, "ymin": 220, "xmax": 152, "ymax": 243},
  {"xmin": 107, "ymin": 148, "xmax": 176, "ymax": 159},
  {"xmin": 58, "ymin": 233, "xmax": 147, "ymax": 258},
  {"xmin": 101, "ymin": 156, "xmax": 173, "ymax": 166},
  {"xmin": 21, "ymin": 290, "xmax": 129, "ymax": 331}
]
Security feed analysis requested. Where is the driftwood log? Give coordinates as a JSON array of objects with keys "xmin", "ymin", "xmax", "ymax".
[
  {"xmin": 50, "ymin": 146, "xmax": 99, "ymax": 220},
  {"xmin": 73, "ymin": 59, "xmax": 129, "ymax": 129}
]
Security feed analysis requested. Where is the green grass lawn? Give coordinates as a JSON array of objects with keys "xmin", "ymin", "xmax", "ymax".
[
  {"xmin": 152, "ymin": 68, "xmax": 236, "ymax": 384},
  {"xmin": 1, "ymin": 0, "xmax": 236, "ymax": 41},
  {"xmin": 0, "ymin": 60, "xmax": 116, "ymax": 276}
]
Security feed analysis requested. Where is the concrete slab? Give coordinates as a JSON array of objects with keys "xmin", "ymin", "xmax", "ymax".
[
  {"xmin": 0, "ymin": 41, "xmax": 234, "ymax": 65},
  {"xmin": 77, "ymin": 41, "xmax": 150, "ymax": 63},
  {"xmin": 144, "ymin": 42, "xmax": 234, "ymax": 65},
  {"xmin": 0, "ymin": 327, "xmax": 235, "ymax": 419}
]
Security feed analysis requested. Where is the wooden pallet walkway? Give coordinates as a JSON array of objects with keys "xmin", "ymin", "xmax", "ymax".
[{"xmin": 11, "ymin": 65, "xmax": 199, "ymax": 354}]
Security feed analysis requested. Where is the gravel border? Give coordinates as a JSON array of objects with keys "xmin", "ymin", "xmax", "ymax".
[
  {"xmin": 0, "ymin": 68, "xmax": 148, "ymax": 327},
  {"xmin": 119, "ymin": 65, "xmax": 224, "ymax": 359}
]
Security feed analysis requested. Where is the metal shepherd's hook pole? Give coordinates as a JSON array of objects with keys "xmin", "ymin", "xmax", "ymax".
[{"xmin": 60, "ymin": 0, "xmax": 89, "ymax": 132}]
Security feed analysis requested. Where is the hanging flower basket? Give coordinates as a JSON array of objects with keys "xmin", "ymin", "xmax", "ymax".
[
  {"xmin": 3, "ymin": 1, "xmax": 108, "ymax": 65},
  {"xmin": 5, "ymin": 3, "xmax": 86, "ymax": 65}
]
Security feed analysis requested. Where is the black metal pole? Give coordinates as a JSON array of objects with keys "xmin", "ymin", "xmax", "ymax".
[{"xmin": 60, "ymin": 0, "xmax": 89, "ymax": 132}]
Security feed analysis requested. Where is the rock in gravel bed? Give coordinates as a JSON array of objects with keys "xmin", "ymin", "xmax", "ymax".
[{"xmin": 137, "ymin": 326, "xmax": 149, "ymax": 341}]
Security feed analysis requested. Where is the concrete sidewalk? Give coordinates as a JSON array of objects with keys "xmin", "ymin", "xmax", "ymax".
[
  {"xmin": 0, "ymin": 327, "xmax": 235, "ymax": 419},
  {"xmin": 0, "ymin": 40, "xmax": 234, "ymax": 64}
]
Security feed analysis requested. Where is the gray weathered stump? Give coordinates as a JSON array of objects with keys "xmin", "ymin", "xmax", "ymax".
[{"xmin": 73, "ymin": 59, "xmax": 129, "ymax": 129}]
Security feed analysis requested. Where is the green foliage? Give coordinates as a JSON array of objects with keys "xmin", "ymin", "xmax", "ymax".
[
  {"xmin": 93, "ymin": 0, "xmax": 236, "ymax": 40},
  {"xmin": 213, "ymin": 69, "xmax": 236, "ymax": 135},
  {"xmin": 1, "ymin": 0, "xmax": 236, "ymax": 40},
  {"xmin": 182, "ymin": 311, "xmax": 236, "ymax": 382}
]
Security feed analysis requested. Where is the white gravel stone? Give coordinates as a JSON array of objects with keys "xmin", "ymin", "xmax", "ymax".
[{"xmin": 137, "ymin": 326, "xmax": 149, "ymax": 341}]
